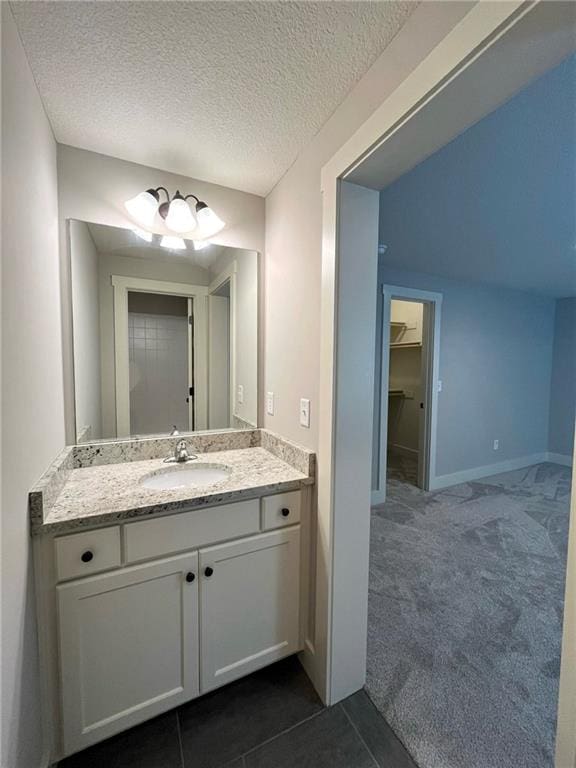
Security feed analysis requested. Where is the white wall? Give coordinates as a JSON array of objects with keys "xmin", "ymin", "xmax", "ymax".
[
  {"xmin": 1, "ymin": 6, "xmax": 66, "ymax": 767},
  {"xmin": 264, "ymin": 2, "xmax": 473, "ymax": 450},
  {"xmin": 70, "ymin": 220, "xmax": 102, "ymax": 439},
  {"xmin": 58, "ymin": 146, "xmax": 265, "ymax": 442},
  {"xmin": 208, "ymin": 296, "xmax": 231, "ymax": 429}
]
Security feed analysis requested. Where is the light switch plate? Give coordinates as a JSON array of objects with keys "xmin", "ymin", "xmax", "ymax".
[
  {"xmin": 300, "ymin": 398, "xmax": 310, "ymax": 428},
  {"xmin": 266, "ymin": 391, "xmax": 274, "ymax": 416},
  {"xmin": 237, "ymin": 384, "xmax": 244, "ymax": 405}
]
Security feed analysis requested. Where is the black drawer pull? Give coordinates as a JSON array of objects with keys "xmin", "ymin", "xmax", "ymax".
[
  {"xmin": 204, "ymin": 566, "xmax": 214, "ymax": 577},
  {"xmin": 186, "ymin": 572, "xmax": 195, "ymax": 583},
  {"xmin": 281, "ymin": 508, "xmax": 290, "ymax": 517},
  {"xmin": 81, "ymin": 550, "xmax": 94, "ymax": 563}
]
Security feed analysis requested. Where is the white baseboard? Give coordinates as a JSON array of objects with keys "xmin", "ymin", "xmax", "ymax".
[
  {"xmin": 389, "ymin": 443, "xmax": 419, "ymax": 459},
  {"xmin": 429, "ymin": 452, "xmax": 549, "ymax": 490},
  {"xmin": 547, "ymin": 452, "xmax": 573, "ymax": 467},
  {"xmin": 371, "ymin": 488, "xmax": 387, "ymax": 505}
]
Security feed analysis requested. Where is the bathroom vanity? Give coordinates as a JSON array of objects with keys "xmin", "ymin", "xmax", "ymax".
[{"xmin": 30, "ymin": 429, "xmax": 315, "ymax": 761}]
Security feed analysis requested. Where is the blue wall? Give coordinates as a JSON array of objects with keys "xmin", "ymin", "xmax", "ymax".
[
  {"xmin": 549, "ymin": 298, "xmax": 576, "ymax": 457},
  {"xmin": 379, "ymin": 266, "xmax": 555, "ymax": 478},
  {"xmin": 379, "ymin": 54, "xmax": 576, "ymax": 297},
  {"xmin": 377, "ymin": 54, "xmax": 576, "ymax": 480}
]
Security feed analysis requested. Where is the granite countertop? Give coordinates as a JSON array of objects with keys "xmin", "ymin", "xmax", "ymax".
[{"xmin": 36, "ymin": 445, "xmax": 313, "ymax": 535}]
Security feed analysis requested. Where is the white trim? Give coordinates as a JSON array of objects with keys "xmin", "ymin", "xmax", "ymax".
[
  {"xmin": 390, "ymin": 444, "xmax": 419, "ymax": 460},
  {"xmin": 429, "ymin": 453, "xmax": 550, "ymax": 490},
  {"xmin": 317, "ymin": 1, "xmax": 544, "ymax": 706},
  {"xmin": 547, "ymin": 452, "xmax": 573, "ymax": 468},
  {"xmin": 111, "ymin": 275, "xmax": 208, "ymax": 436},
  {"xmin": 209, "ymin": 262, "xmax": 237, "ymax": 427},
  {"xmin": 375, "ymin": 285, "xmax": 442, "ymax": 502},
  {"xmin": 556, "ymin": 432, "xmax": 576, "ymax": 768}
]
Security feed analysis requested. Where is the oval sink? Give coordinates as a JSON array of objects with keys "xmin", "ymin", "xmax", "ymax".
[{"xmin": 141, "ymin": 463, "xmax": 231, "ymax": 490}]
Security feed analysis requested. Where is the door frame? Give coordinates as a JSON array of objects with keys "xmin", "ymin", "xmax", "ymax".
[
  {"xmin": 372, "ymin": 286, "xmax": 442, "ymax": 504},
  {"xmin": 315, "ymin": 0, "xmax": 575, "ymax": 707},
  {"xmin": 208, "ymin": 261, "xmax": 237, "ymax": 427},
  {"xmin": 111, "ymin": 275, "xmax": 208, "ymax": 436}
]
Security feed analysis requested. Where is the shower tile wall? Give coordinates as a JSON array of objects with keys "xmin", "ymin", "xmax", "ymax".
[{"xmin": 128, "ymin": 313, "xmax": 189, "ymax": 435}]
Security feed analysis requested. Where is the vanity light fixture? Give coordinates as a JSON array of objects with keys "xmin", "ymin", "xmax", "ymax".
[
  {"xmin": 160, "ymin": 235, "xmax": 186, "ymax": 250},
  {"xmin": 124, "ymin": 186, "xmax": 225, "ymax": 237}
]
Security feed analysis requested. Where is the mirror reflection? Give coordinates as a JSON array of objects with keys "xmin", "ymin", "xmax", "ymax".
[{"xmin": 69, "ymin": 220, "xmax": 258, "ymax": 442}]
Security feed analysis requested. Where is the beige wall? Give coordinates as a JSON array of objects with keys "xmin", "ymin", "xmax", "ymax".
[
  {"xmin": 58, "ymin": 146, "xmax": 265, "ymax": 442},
  {"xmin": 210, "ymin": 249, "xmax": 258, "ymax": 428},
  {"xmin": 264, "ymin": 2, "xmax": 473, "ymax": 450},
  {"xmin": 1, "ymin": 6, "xmax": 66, "ymax": 767},
  {"xmin": 70, "ymin": 220, "xmax": 102, "ymax": 440}
]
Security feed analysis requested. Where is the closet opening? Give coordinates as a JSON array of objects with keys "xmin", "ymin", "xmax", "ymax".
[{"xmin": 372, "ymin": 285, "xmax": 441, "ymax": 503}]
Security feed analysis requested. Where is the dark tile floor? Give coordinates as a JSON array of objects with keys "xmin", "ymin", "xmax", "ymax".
[{"xmin": 58, "ymin": 656, "xmax": 418, "ymax": 768}]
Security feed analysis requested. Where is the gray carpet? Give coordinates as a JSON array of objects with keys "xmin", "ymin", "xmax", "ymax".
[{"xmin": 367, "ymin": 456, "xmax": 572, "ymax": 768}]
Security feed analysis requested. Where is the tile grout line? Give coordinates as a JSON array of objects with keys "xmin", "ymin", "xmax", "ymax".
[
  {"xmin": 176, "ymin": 710, "xmax": 186, "ymax": 768},
  {"xmin": 239, "ymin": 706, "xmax": 327, "ymax": 761},
  {"xmin": 340, "ymin": 702, "xmax": 381, "ymax": 768}
]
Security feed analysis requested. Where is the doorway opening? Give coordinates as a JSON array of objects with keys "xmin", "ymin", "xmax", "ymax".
[
  {"xmin": 128, "ymin": 291, "xmax": 193, "ymax": 435},
  {"xmin": 387, "ymin": 299, "xmax": 425, "ymax": 489},
  {"xmin": 372, "ymin": 285, "xmax": 441, "ymax": 503}
]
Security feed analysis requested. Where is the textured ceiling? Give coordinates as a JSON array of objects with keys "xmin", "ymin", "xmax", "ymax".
[{"xmin": 11, "ymin": 1, "xmax": 415, "ymax": 196}]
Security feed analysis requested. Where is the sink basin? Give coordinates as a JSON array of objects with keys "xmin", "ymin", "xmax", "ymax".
[{"xmin": 141, "ymin": 463, "xmax": 231, "ymax": 490}]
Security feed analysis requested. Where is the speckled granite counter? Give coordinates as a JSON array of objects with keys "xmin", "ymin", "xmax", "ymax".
[{"xmin": 30, "ymin": 430, "xmax": 315, "ymax": 535}]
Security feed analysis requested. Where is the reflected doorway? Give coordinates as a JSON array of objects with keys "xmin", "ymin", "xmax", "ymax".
[{"xmin": 128, "ymin": 291, "xmax": 193, "ymax": 435}]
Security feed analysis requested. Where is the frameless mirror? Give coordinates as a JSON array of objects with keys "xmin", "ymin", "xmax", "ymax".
[{"xmin": 69, "ymin": 220, "xmax": 258, "ymax": 442}]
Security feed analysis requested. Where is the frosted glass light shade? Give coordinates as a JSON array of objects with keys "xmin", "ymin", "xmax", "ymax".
[
  {"xmin": 165, "ymin": 198, "xmax": 196, "ymax": 233},
  {"xmin": 124, "ymin": 190, "xmax": 158, "ymax": 227},
  {"xmin": 160, "ymin": 235, "xmax": 186, "ymax": 250},
  {"xmin": 195, "ymin": 205, "xmax": 225, "ymax": 238},
  {"xmin": 192, "ymin": 239, "xmax": 211, "ymax": 251}
]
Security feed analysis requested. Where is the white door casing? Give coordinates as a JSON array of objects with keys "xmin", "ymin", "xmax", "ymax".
[
  {"xmin": 111, "ymin": 275, "xmax": 208, "ymax": 436},
  {"xmin": 372, "ymin": 286, "xmax": 442, "ymax": 504}
]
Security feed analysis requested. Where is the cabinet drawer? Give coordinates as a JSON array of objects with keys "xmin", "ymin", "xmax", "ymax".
[
  {"xmin": 55, "ymin": 527, "xmax": 121, "ymax": 582},
  {"xmin": 124, "ymin": 499, "xmax": 260, "ymax": 564},
  {"xmin": 261, "ymin": 491, "xmax": 301, "ymax": 530}
]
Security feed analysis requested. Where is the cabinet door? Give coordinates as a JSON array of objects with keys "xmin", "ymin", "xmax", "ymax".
[
  {"xmin": 58, "ymin": 553, "xmax": 199, "ymax": 755},
  {"xmin": 199, "ymin": 527, "xmax": 300, "ymax": 693}
]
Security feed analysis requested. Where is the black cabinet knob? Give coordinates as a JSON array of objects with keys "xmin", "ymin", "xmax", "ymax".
[
  {"xmin": 204, "ymin": 566, "xmax": 214, "ymax": 577},
  {"xmin": 186, "ymin": 572, "xmax": 195, "ymax": 583},
  {"xmin": 281, "ymin": 508, "xmax": 290, "ymax": 517},
  {"xmin": 81, "ymin": 550, "xmax": 94, "ymax": 563}
]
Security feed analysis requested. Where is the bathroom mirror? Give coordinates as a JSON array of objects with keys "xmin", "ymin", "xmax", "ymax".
[{"xmin": 68, "ymin": 220, "xmax": 258, "ymax": 442}]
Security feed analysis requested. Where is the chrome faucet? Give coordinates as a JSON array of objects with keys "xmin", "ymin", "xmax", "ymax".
[{"xmin": 174, "ymin": 439, "xmax": 189, "ymax": 462}]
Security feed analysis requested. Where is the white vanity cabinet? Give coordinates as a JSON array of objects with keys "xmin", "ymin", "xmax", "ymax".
[
  {"xmin": 57, "ymin": 552, "xmax": 200, "ymax": 754},
  {"xmin": 49, "ymin": 492, "xmax": 304, "ymax": 757},
  {"xmin": 200, "ymin": 527, "xmax": 300, "ymax": 691}
]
